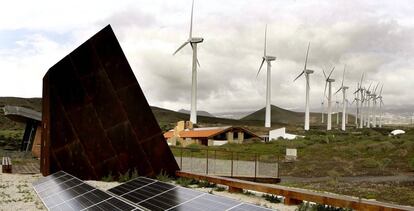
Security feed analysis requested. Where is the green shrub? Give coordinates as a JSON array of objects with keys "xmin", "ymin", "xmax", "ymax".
[
  {"xmin": 176, "ymin": 177, "xmax": 197, "ymax": 187},
  {"xmin": 101, "ymin": 172, "xmax": 114, "ymax": 182},
  {"xmin": 409, "ymin": 158, "xmax": 414, "ymax": 171},
  {"xmin": 118, "ymin": 169, "xmax": 131, "ymax": 182},
  {"xmin": 361, "ymin": 158, "xmax": 379, "ymax": 168},
  {"xmin": 156, "ymin": 170, "xmax": 172, "ymax": 182},
  {"xmin": 262, "ymin": 194, "xmax": 281, "ymax": 203},
  {"xmin": 197, "ymin": 180, "xmax": 216, "ymax": 188},
  {"xmin": 213, "ymin": 186, "xmax": 226, "ymax": 192}
]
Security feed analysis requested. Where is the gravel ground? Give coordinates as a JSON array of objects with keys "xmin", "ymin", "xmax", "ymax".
[{"xmin": 1, "ymin": 172, "xmax": 295, "ymax": 211}]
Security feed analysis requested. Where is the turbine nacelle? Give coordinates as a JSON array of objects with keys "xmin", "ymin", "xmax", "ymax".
[
  {"xmin": 189, "ymin": 37, "xmax": 204, "ymax": 43},
  {"xmin": 305, "ymin": 69, "xmax": 314, "ymax": 74},
  {"xmin": 343, "ymin": 86, "xmax": 349, "ymax": 90},
  {"xmin": 327, "ymin": 78, "xmax": 335, "ymax": 82},
  {"xmin": 264, "ymin": 56, "xmax": 276, "ymax": 61}
]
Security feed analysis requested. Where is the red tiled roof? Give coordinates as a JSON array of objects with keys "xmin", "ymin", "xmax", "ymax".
[
  {"xmin": 164, "ymin": 126, "xmax": 260, "ymax": 139},
  {"xmin": 164, "ymin": 128, "xmax": 228, "ymax": 139}
]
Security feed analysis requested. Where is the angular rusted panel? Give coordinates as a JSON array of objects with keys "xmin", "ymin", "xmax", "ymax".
[{"xmin": 41, "ymin": 25, "xmax": 179, "ymax": 180}]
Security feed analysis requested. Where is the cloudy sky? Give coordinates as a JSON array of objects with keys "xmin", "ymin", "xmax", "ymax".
[{"xmin": 0, "ymin": 0, "xmax": 413, "ymax": 113}]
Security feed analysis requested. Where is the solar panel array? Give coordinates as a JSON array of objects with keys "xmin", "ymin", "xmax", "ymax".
[
  {"xmin": 33, "ymin": 171, "xmax": 276, "ymax": 211},
  {"xmin": 32, "ymin": 171, "xmax": 141, "ymax": 211},
  {"xmin": 108, "ymin": 177, "xmax": 275, "ymax": 211}
]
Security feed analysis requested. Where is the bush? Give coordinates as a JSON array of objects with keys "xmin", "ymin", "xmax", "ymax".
[
  {"xmin": 176, "ymin": 177, "xmax": 197, "ymax": 187},
  {"xmin": 409, "ymin": 158, "xmax": 414, "ymax": 171},
  {"xmin": 361, "ymin": 158, "xmax": 379, "ymax": 168},
  {"xmin": 262, "ymin": 194, "xmax": 281, "ymax": 203},
  {"xmin": 156, "ymin": 170, "xmax": 172, "ymax": 182}
]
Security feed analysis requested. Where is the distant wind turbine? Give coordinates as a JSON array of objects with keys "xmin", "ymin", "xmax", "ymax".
[
  {"xmin": 376, "ymin": 85, "xmax": 384, "ymax": 128},
  {"xmin": 371, "ymin": 83, "xmax": 379, "ymax": 127},
  {"xmin": 321, "ymin": 100, "xmax": 325, "ymax": 124},
  {"xmin": 294, "ymin": 42, "xmax": 314, "ymax": 131},
  {"xmin": 334, "ymin": 65, "xmax": 349, "ymax": 131},
  {"xmin": 257, "ymin": 25, "xmax": 276, "ymax": 128},
  {"xmin": 354, "ymin": 73, "xmax": 365, "ymax": 128},
  {"xmin": 323, "ymin": 67, "xmax": 335, "ymax": 130},
  {"xmin": 351, "ymin": 88, "xmax": 360, "ymax": 127},
  {"xmin": 365, "ymin": 82, "xmax": 373, "ymax": 128}
]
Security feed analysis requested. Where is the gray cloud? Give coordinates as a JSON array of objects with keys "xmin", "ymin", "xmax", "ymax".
[{"xmin": 1, "ymin": 0, "xmax": 414, "ymax": 114}]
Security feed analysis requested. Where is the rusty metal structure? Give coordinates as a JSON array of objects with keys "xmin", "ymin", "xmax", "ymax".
[
  {"xmin": 41, "ymin": 25, "xmax": 179, "ymax": 180},
  {"xmin": 3, "ymin": 105, "xmax": 42, "ymax": 156}
]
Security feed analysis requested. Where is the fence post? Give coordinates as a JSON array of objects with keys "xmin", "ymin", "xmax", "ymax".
[
  {"xmin": 206, "ymin": 148, "xmax": 209, "ymax": 175},
  {"xmin": 214, "ymin": 150, "xmax": 217, "ymax": 174},
  {"xmin": 180, "ymin": 147, "xmax": 183, "ymax": 170},
  {"xmin": 254, "ymin": 153, "xmax": 258, "ymax": 181},
  {"xmin": 231, "ymin": 151, "xmax": 234, "ymax": 177}
]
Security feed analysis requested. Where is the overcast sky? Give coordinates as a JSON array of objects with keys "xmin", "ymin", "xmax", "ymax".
[{"xmin": 0, "ymin": 0, "xmax": 413, "ymax": 113}]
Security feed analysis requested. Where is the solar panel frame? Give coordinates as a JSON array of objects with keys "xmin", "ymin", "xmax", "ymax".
[{"xmin": 33, "ymin": 171, "xmax": 143, "ymax": 211}]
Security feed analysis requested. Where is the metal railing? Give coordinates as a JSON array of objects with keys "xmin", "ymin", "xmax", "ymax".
[{"xmin": 170, "ymin": 146, "xmax": 279, "ymax": 179}]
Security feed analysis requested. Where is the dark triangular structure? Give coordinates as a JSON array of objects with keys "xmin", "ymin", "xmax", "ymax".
[{"xmin": 41, "ymin": 25, "xmax": 179, "ymax": 180}]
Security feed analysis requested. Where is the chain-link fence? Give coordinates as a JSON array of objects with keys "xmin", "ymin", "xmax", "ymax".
[{"xmin": 170, "ymin": 147, "xmax": 279, "ymax": 179}]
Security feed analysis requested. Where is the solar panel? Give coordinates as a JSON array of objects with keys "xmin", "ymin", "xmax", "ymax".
[
  {"xmin": 108, "ymin": 177, "xmax": 277, "ymax": 211},
  {"xmin": 33, "ymin": 171, "xmax": 141, "ymax": 211}
]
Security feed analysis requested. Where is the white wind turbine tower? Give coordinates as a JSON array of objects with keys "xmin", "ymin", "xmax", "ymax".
[
  {"xmin": 321, "ymin": 101, "xmax": 325, "ymax": 123},
  {"xmin": 173, "ymin": 0, "xmax": 203, "ymax": 124},
  {"xmin": 257, "ymin": 25, "xmax": 276, "ymax": 128},
  {"xmin": 294, "ymin": 42, "xmax": 314, "ymax": 131},
  {"xmin": 351, "ymin": 87, "xmax": 360, "ymax": 127},
  {"xmin": 354, "ymin": 73, "xmax": 365, "ymax": 128},
  {"xmin": 376, "ymin": 85, "xmax": 384, "ymax": 127},
  {"xmin": 334, "ymin": 65, "xmax": 349, "ymax": 131},
  {"xmin": 365, "ymin": 83, "xmax": 373, "ymax": 128},
  {"xmin": 371, "ymin": 83, "xmax": 379, "ymax": 127},
  {"xmin": 323, "ymin": 67, "xmax": 335, "ymax": 130},
  {"xmin": 336, "ymin": 100, "xmax": 340, "ymax": 125}
]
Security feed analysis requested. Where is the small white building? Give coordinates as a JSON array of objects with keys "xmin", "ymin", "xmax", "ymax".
[{"xmin": 269, "ymin": 127, "xmax": 301, "ymax": 140}]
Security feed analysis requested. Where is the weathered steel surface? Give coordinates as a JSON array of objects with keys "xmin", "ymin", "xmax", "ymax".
[{"xmin": 41, "ymin": 25, "xmax": 179, "ymax": 180}]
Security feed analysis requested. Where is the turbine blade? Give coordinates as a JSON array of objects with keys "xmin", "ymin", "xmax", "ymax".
[
  {"xmin": 257, "ymin": 58, "xmax": 265, "ymax": 78},
  {"xmin": 304, "ymin": 42, "xmax": 310, "ymax": 70},
  {"xmin": 341, "ymin": 64, "xmax": 346, "ymax": 87},
  {"xmin": 197, "ymin": 58, "xmax": 201, "ymax": 67},
  {"xmin": 360, "ymin": 72, "xmax": 365, "ymax": 87},
  {"xmin": 374, "ymin": 82, "xmax": 379, "ymax": 94},
  {"xmin": 293, "ymin": 71, "xmax": 305, "ymax": 82},
  {"xmin": 379, "ymin": 84, "xmax": 383, "ymax": 96},
  {"xmin": 323, "ymin": 81, "xmax": 328, "ymax": 99},
  {"xmin": 328, "ymin": 66, "xmax": 335, "ymax": 79},
  {"xmin": 173, "ymin": 41, "xmax": 190, "ymax": 55},
  {"xmin": 189, "ymin": 0, "xmax": 194, "ymax": 39},
  {"xmin": 335, "ymin": 87, "xmax": 342, "ymax": 95},
  {"xmin": 264, "ymin": 24, "xmax": 267, "ymax": 56},
  {"xmin": 322, "ymin": 69, "xmax": 327, "ymax": 79}
]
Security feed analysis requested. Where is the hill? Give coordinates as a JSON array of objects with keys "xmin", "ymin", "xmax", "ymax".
[
  {"xmin": 241, "ymin": 104, "xmax": 356, "ymax": 125},
  {"xmin": 0, "ymin": 97, "xmax": 42, "ymax": 130},
  {"xmin": 177, "ymin": 109, "xmax": 215, "ymax": 117}
]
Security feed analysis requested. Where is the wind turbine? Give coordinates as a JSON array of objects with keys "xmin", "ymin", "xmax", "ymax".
[
  {"xmin": 377, "ymin": 85, "xmax": 384, "ymax": 128},
  {"xmin": 321, "ymin": 100, "xmax": 325, "ymax": 124},
  {"xmin": 371, "ymin": 83, "xmax": 379, "ymax": 127},
  {"xmin": 173, "ymin": 0, "xmax": 203, "ymax": 124},
  {"xmin": 354, "ymin": 73, "xmax": 365, "ymax": 128},
  {"xmin": 365, "ymin": 82, "xmax": 373, "ymax": 128},
  {"xmin": 351, "ymin": 88, "xmax": 360, "ymax": 127},
  {"xmin": 323, "ymin": 67, "xmax": 335, "ymax": 130},
  {"xmin": 257, "ymin": 25, "xmax": 276, "ymax": 128},
  {"xmin": 335, "ymin": 65, "xmax": 349, "ymax": 131},
  {"xmin": 294, "ymin": 42, "xmax": 314, "ymax": 131}
]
